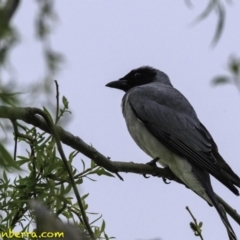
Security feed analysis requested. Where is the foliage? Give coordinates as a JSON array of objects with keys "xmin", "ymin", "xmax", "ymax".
[
  {"xmin": 212, "ymin": 56, "xmax": 240, "ymax": 91},
  {"xmin": 0, "ymin": 0, "xmax": 64, "ymax": 110},
  {"xmin": 0, "ymin": 1, "xmax": 115, "ymax": 239},
  {"xmin": 187, "ymin": 0, "xmax": 227, "ymax": 45},
  {"xmin": 0, "ymin": 95, "xmax": 115, "ymax": 239},
  {"xmin": 186, "ymin": 206, "xmax": 204, "ymax": 240}
]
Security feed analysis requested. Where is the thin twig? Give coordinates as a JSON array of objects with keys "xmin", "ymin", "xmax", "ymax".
[
  {"xmin": 54, "ymin": 80, "xmax": 59, "ymax": 124},
  {"xmin": 115, "ymin": 172, "xmax": 124, "ymax": 181},
  {"xmin": 11, "ymin": 120, "xmax": 18, "ymax": 161},
  {"xmin": 186, "ymin": 206, "xmax": 204, "ymax": 240}
]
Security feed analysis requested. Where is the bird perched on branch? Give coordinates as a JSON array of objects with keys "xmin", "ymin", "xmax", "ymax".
[{"xmin": 106, "ymin": 66, "xmax": 240, "ymax": 240}]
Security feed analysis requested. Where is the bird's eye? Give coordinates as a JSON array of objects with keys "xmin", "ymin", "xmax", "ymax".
[{"xmin": 134, "ymin": 73, "xmax": 140, "ymax": 78}]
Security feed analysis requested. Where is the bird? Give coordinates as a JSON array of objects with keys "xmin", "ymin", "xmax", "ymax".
[{"xmin": 106, "ymin": 66, "xmax": 240, "ymax": 240}]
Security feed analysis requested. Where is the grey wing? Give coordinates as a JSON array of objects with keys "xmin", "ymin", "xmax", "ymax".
[{"xmin": 128, "ymin": 87, "xmax": 240, "ymax": 195}]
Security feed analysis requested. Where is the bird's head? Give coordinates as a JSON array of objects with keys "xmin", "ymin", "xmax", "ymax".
[{"xmin": 106, "ymin": 66, "xmax": 172, "ymax": 92}]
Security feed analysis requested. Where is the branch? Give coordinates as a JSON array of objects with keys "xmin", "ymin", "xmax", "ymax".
[{"xmin": 0, "ymin": 105, "xmax": 239, "ymax": 225}]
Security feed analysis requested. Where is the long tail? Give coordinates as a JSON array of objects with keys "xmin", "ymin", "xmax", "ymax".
[{"xmin": 205, "ymin": 187, "xmax": 237, "ymax": 240}]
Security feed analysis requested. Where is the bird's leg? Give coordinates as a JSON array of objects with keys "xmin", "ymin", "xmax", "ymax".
[
  {"xmin": 146, "ymin": 157, "xmax": 160, "ymax": 167},
  {"xmin": 143, "ymin": 159, "xmax": 188, "ymax": 187},
  {"xmin": 143, "ymin": 158, "xmax": 188, "ymax": 187},
  {"xmin": 143, "ymin": 157, "xmax": 160, "ymax": 178}
]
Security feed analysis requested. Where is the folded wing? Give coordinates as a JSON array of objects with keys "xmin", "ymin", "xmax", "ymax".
[{"xmin": 128, "ymin": 85, "xmax": 240, "ymax": 195}]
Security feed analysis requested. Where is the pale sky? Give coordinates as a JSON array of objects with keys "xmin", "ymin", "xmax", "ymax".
[{"xmin": 11, "ymin": 1, "xmax": 240, "ymax": 239}]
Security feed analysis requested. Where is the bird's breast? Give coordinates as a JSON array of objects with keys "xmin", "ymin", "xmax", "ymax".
[
  {"xmin": 122, "ymin": 98, "xmax": 211, "ymax": 203},
  {"xmin": 122, "ymin": 95, "xmax": 173, "ymax": 167}
]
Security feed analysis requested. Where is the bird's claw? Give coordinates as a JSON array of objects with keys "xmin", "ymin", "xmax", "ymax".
[
  {"xmin": 163, "ymin": 177, "xmax": 171, "ymax": 184},
  {"xmin": 143, "ymin": 174, "xmax": 150, "ymax": 179},
  {"xmin": 143, "ymin": 157, "xmax": 160, "ymax": 178}
]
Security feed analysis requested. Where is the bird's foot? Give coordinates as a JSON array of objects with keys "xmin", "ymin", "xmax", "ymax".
[
  {"xmin": 162, "ymin": 166, "xmax": 173, "ymax": 184},
  {"xmin": 161, "ymin": 167, "xmax": 187, "ymax": 186},
  {"xmin": 163, "ymin": 176, "xmax": 171, "ymax": 184},
  {"xmin": 143, "ymin": 157, "xmax": 160, "ymax": 178}
]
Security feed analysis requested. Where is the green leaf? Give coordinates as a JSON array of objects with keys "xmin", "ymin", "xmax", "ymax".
[
  {"xmin": 90, "ymin": 214, "xmax": 102, "ymax": 225},
  {"xmin": 56, "ymin": 194, "xmax": 72, "ymax": 205},
  {"xmin": 69, "ymin": 151, "xmax": 78, "ymax": 161},
  {"xmin": 62, "ymin": 96, "xmax": 69, "ymax": 109},
  {"xmin": 191, "ymin": 0, "xmax": 225, "ymax": 45},
  {"xmin": 190, "ymin": 222, "xmax": 197, "ymax": 231},
  {"xmin": 0, "ymin": 143, "xmax": 20, "ymax": 170},
  {"xmin": 0, "ymin": 92, "xmax": 21, "ymax": 106},
  {"xmin": 75, "ymin": 177, "xmax": 83, "ymax": 184},
  {"xmin": 101, "ymin": 220, "xmax": 106, "ymax": 232},
  {"xmin": 229, "ymin": 59, "xmax": 240, "ymax": 75},
  {"xmin": 89, "ymin": 167, "xmax": 115, "ymax": 178},
  {"xmin": 212, "ymin": 76, "xmax": 231, "ymax": 85},
  {"xmin": 81, "ymin": 193, "xmax": 89, "ymax": 201},
  {"xmin": 16, "ymin": 156, "xmax": 30, "ymax": 166},
  {"xmin": 2, "ymin": 170, "xmax": 8, "ymax": 182},
  {"xmin": 63, "ymin": 182, "xmax": 72, "ymax": 195},
  {"xmin": 91, "ymin": 159, "xmax": 96, "ymax": 168}
]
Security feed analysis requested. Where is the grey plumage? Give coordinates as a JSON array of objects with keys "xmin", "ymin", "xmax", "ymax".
[{"xmin": 106, "ymin": 66, "xmax": 240, "ymax": 240}]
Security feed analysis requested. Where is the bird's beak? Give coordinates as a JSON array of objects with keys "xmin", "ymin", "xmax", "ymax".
[{"xmin": 105, "ymin": 79, "xmax": 128, "ymax": 91}]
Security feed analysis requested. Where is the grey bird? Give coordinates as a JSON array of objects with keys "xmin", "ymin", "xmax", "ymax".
[{"xmin": 106, "ymin": 66, "xmax": 240, "ymax": 240}]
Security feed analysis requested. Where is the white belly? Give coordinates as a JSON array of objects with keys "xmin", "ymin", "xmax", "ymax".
[{"xmin": 123, "ymin": 99, "xmax": 212, "ymax": 204}]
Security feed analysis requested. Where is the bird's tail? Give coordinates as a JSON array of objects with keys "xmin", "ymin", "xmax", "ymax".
[{"xmin": 206, "ymin": 188, "xmax": 237, "ymax": 240}]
